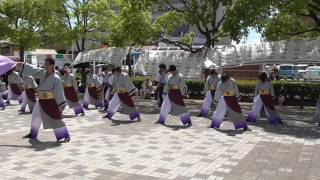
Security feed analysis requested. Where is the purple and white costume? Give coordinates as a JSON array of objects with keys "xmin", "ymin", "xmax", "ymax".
[
  {"xmin": 158, "ymin": 73, "xmax": 191, "ymax": 125},
  {"xmin": 198, "ymin": 74, "xmax": 220, "ymax": 117},
  {"xmin": 19, "ymin": 63, "xmax": 70, "ymax": 141}
]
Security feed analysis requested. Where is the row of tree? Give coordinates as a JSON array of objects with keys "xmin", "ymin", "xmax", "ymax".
[{"xmin": 0, "ymin": 0, "xmax": 319, "ymax": 59}]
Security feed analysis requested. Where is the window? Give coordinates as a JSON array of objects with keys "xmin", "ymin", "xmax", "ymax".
[{"xmin": 280, "ymin": 66, "xmax": 292, "ymax": 70}]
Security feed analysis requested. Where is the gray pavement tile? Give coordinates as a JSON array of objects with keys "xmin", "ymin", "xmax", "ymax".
[
  {"xmin": 131, "ymin": 165, "xmax": 147, "ymax": 170},
  {"xmin": 1, "ymin": 100, "xmax": 320, "ymax": 180},
  {"xmin": 155, "ymin": 168, "xmax": 170, "ymax": 174}
]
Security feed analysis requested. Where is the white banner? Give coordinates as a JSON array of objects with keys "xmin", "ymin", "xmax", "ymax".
[{"xmin": 134, "ymin": 39, "xmax": 320, "ymax": 78}]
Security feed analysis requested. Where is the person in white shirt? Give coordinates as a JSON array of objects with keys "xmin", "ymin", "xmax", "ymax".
[
  {"xmin": 154, "ymin": 63, "xmax": 168, "ymax": 107},
  {"xmin": 140, "ymin": 76, "xmax": 152, "ymax": 99}
]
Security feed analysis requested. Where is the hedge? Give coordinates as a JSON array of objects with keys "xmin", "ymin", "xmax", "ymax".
[{"xmin": 132, "ymin": 77, "xmax": 320, "ymax": 102}]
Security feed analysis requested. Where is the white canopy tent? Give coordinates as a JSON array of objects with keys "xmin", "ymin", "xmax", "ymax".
[
  {"xmin": 134, "ymin": 39, "xmax": 320, "ymax": 79},
  {"xmin": 72, "ymin": 47, "xmax": 129, "ymax": 66},
  {"xmin": 72, "ymin": 47, "xmax": 129, "ymax": 74}
]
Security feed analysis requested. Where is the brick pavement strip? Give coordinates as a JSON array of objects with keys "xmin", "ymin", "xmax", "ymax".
[{"xmin": 0, "ymin": 99, "xmax": 320, "ymax": 180}]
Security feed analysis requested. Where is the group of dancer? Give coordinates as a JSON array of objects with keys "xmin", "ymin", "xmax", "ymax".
[{"xmin": 0, "ymin": 58, "xmax": 283, "ymax": 143}]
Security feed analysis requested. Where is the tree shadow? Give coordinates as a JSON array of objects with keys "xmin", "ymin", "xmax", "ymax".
[{"xmin": 246, "ymin": 118, "xmax": 320, "ymax": 139}]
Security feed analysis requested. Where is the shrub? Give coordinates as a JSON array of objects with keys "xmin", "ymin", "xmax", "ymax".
[{"xmin": 131, "ymin": 77, "xmax": 320, "ymax": 103}]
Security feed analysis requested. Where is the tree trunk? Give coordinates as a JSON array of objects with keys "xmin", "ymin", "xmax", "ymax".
[
  {"xmin": 19, "ymin": 47, "xmax": 25, "ymax": 62},
  {"xmin": 76, "ymin": 40, "xmax": 81, "ymax": 52},
  {"xmin": 81, "ymin": 38, "xmax": 85, "ymax": 51},
  {"xmin": 205, "ymin": 34, "xmax": 213, "ymax": 48}
]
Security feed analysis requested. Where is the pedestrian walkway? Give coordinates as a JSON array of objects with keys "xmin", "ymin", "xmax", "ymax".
[{"xmin": 0, "ymin": 99, "xmax": 319, "ymax": 180}]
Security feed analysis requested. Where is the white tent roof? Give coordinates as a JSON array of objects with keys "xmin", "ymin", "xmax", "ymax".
[{"xmin": 72, "ymin": 47, "xmax": 128, "ymax": 67}]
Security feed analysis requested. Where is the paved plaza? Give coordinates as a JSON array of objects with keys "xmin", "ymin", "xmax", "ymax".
[{"xmin": 0, "ymin": 98, "xmax": 320, "ymax": 180}]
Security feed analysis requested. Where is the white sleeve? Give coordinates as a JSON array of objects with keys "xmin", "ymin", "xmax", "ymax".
[
  {"xmin": 214, "ymin": 82, "xmax": 222, "ymax": 103},
  {"xmin": 54, "ymin": 78, "xmax": 66, "ymax": 108},
  {"xmin": 31, "ymin": 77, "xmax": 38, "ymax": 89},
  {"xmin": 204, "ymin": 76, "xmax": 210, "ymax": 92},
  {"xmin": 155, "ymin": 73, "xmax": 161, "ymax": 82},
  {"xmin": 20, "ymin": 63, "xmax": 44, "ymax": 79},
  {"xmin": 72, "ymin": 75, "xmax": 78, "ymax": 91},
  {"xmin": 124, "ymin": 74, "xmax": 136, "ymax": 95}
]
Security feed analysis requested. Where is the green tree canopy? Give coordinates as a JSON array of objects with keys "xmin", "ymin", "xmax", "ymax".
[
  {"xmin": 0, "ymin": 0, "xmax": 55, "ymax": 59},
  {"xmin": 230, "ymin": 0, "xmax": 320, "ymax": 41},
  {"xmin": 53, "ymin": 0, "xmax": 115, "ymax": 52}
]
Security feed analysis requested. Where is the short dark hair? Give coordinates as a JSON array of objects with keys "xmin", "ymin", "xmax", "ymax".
[
  {"xmin": 45, "ymin": 58, "xmax": 55, "ymax": 66},
  {"xmin": 168, "ymin": 65, "xmax": 176, "ymax": 72},
  {"xmin": 114, "ymin": 67, "xmax": 121, "ymax": 72},
  {"xmin": 159, "ymin": 63, "xmax": 166, "ymax": 69},
  {"xmin": 221, "ymin": 74, "xmax": 229, "ymax": 82},
  {"xmin": 209, "ymin": 69, "xmax": 217, "ymax": 75},
  {"xmin": 259, "ymin": 72, "xmax": 268, "ymax": 82}
]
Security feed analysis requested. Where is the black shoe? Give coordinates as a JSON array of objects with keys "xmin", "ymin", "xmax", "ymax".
[
  {"xmin": 23, "ymin": 133, "xmax": 33, "ymax": 139},
  {"xmin": 155, "ymin": 120, "xmax": 165, "ymax": 125},
  {"xmin": 57, "ymin": 137, "xmax": 70, "ymax": 143},
  {"xmin": 187, "ymin": 121, "xmax": 192, "ymax": 127}
]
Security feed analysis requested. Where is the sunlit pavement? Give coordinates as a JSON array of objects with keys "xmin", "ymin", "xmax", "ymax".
[{"xmin": 0, "ymin": 99, "xmax": 319, "ymax": 180}]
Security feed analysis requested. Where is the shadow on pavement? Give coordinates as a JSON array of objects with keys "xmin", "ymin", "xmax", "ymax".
[
  {"xmin": 63, "ymin": 115, "xmax": 76, "ymax": 119},
  {"xmin": 214, "ymin": 128, "xmax": 247, "ymax": 136},
  {"xmin": 28, "ymin": 138, "xmax": 62, "ymax": 151},
  {"xmin": 0, "ymin": 139, "xmax": 61, "ymax": 151},
  {"xmin": 247, "ymin": 118, "xmax": 320, "ymax": 139},
  {"xmin": 18, "ymin": 112, "xmax": 32, "ymax": 115},
  {"xmin": 164, "ymin": 124, "xmax": 190, "ymax": 130},
  {"xmin": 110, "ymin": 119, "xmax": 136, "ymax": 126}
]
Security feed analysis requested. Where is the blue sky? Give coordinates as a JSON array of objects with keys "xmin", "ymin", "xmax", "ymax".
[{"xmin": 232, "ymin": 28, "xmax": 262, "ymax": 44}]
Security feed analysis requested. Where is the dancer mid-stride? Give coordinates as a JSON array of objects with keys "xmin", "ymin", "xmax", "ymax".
[
  {"xmin": 198, "ymin": 69, "xmax": 220, "ymax": 118},
  {"xmin": 83, "ymin": 69, "xmax": 102, "ymax": 109},
  {"xmin": 60, "ymin": 67, "xmax": 85, "ymax": 116},
  {"xmin": 18, "ymin": 58, "xmax": 70, "ymax": 143},
  {"xmin": 101, "ymin": 66, "xmax": 114, "ymax": 110},
  {"xmin": 156, "ymin": 65, "xmax": 192, "ymax": 127},
  {"xmin": 6, "ymin": 69, "xmax": 23, "ymax": 105},
  {"xmin": 20, "ymin": 75, "xmax": 37, "ymax": 113},
  {"xmin": 211, "ymin": 74, "xmax": 248, "ymax": 131},
  {"xmin": 247, "ymin": 72, "xmax": 282, "ymax": 124},
  {"xmin": 103, "ymin": 67, "xmax": 141, "ymax": 122}
]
